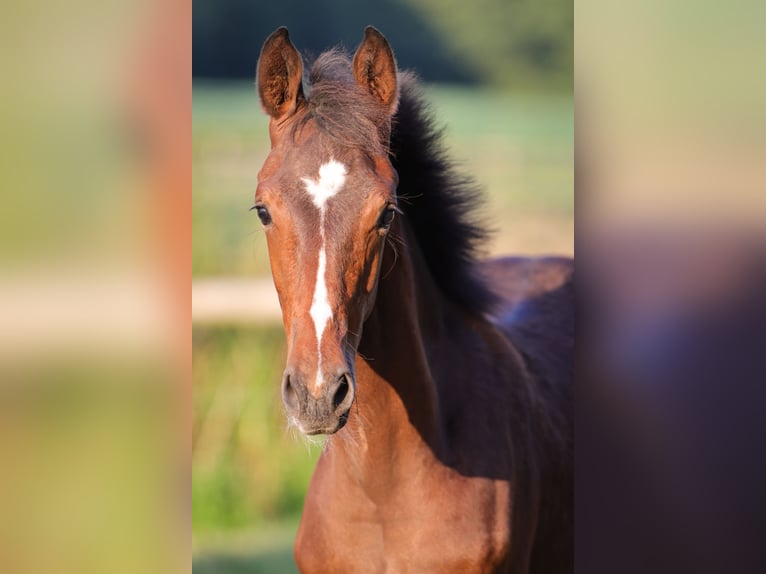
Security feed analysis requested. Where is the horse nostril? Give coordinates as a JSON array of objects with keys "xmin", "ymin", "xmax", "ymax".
[
  {"xmin": 282, "ymin": 373, "xmax": 299, "ymax": 413},
  {"xmin": 332, "ymin": 375, "xmax": 350, "ymax": 411}
]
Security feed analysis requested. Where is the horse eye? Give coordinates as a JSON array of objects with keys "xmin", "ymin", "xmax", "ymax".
[
  {"xmin": 377, "ymin": 206, "xmax": 396, "ymax": 230},
  {"xmin": 253, "ymin": 205, "xmax": 272, "ymax": 226}
]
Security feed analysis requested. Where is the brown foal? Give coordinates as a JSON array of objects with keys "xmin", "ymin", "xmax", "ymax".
[{"xmin": 254, "ymin": 26, "xmax": 573, "ymax": 573}]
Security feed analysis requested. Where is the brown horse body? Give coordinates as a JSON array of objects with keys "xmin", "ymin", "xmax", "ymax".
[
  {"xmin": 297, "ymin": 255, "xmax": 573, "ymax": 574},
  {"xmin": 255, "ymin": 27, "xmax": 572, "ymax": 573}
]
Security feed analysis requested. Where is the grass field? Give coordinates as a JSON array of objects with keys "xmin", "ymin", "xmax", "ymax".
[
  {"xmin": 193, "ymin": 326, "xmax": 311, "ymax": 572},
  {"xmin": 193, "ymin": 522, "xmax": 299, "ymax": 574},
  {"xmin": 192, "ymin": 82, "xmax": 572, "ymax": 572}
]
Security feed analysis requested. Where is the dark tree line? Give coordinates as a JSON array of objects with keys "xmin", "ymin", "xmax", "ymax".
[{"xmin": 193, "ymin": 0, "xmax": 572, "ymax": 90}]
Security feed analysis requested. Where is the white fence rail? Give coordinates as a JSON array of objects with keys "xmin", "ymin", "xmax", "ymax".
[{"xmin": 192, "ymin": 278, "xmax": 281, "ymax": 324}]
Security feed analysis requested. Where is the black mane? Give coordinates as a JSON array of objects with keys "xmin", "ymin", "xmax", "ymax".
[{"xmin": 304, "ymin": 51, "xmax": 498, "ymax": 316}]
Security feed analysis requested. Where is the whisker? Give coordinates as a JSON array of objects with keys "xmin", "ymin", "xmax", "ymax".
[
  {"xmin": 387, "ymin": 231, "xmax": 407, "ymax": 248},
  {"xmin": 356, "ymin": 349, "xmax": 374, "ymax": 362},
  {"xmin": 395, "ymin": 192, "xmax": 423, "ymax": 205},
  {"xmin": 345, "ymin": 327, "xmax": 362, "ymax": 339},
  {"xmin": 383, "ymin": 234, "xmax": 401, "ymax": 279},
  {"xmin": 284, "ymin": 414, "xmax": 326, "ymax": 455}
]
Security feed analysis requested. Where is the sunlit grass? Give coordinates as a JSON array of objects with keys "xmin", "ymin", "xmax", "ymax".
[
  {"xmin": 193, "ymin": 522, "xmax": 299, "ymax": 574},
  {"xmin": 192, "ymin": 326, "xmax": 321, "ymax": 536}
]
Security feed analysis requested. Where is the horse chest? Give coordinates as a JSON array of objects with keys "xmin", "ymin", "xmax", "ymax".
[{"xmin": 295, "ymin": 470, "xmax": 512, "ymax": 573}]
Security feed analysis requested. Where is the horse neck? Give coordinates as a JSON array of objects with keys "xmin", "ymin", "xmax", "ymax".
[{"xmin": 331, "ymin": 220, "xmax": 465, "ymax": 484}]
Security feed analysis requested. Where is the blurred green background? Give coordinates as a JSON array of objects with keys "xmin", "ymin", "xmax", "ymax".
[{"xmin": 193, "ymin": 1, "xmax": 572, "ymax": 571}]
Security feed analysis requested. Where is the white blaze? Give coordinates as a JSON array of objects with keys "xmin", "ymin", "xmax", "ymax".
[{"xmin": 302, "ymin": 159, "xmax": 347, "ymax": 388}]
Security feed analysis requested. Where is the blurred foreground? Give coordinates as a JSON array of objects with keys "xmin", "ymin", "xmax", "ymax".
[
  {"xmin": 578, "ymin": 0, "xmax": 766, "ymax": 572},
  {"xmin": 0, "ymin": 0, "xmax": 189, "ymax": 572}
]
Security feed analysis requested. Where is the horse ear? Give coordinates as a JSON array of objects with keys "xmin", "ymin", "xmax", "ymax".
[
  {"xmin": 352, "ymin": 26, "xmax": 399, "ymax": 114},
  {"xmin": 257, "ymin": 27, "xmax": 304, "ymax": 121}
]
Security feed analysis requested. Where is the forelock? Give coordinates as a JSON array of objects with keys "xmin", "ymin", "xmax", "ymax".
[{"xmin": 291, "ymin": 50, "xmax": 390, "ymax": 156}]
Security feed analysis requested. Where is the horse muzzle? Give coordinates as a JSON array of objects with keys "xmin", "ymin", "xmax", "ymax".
[{"xmin": 281, "ymin": 368, "xmax": 355, "ymax": 435}]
